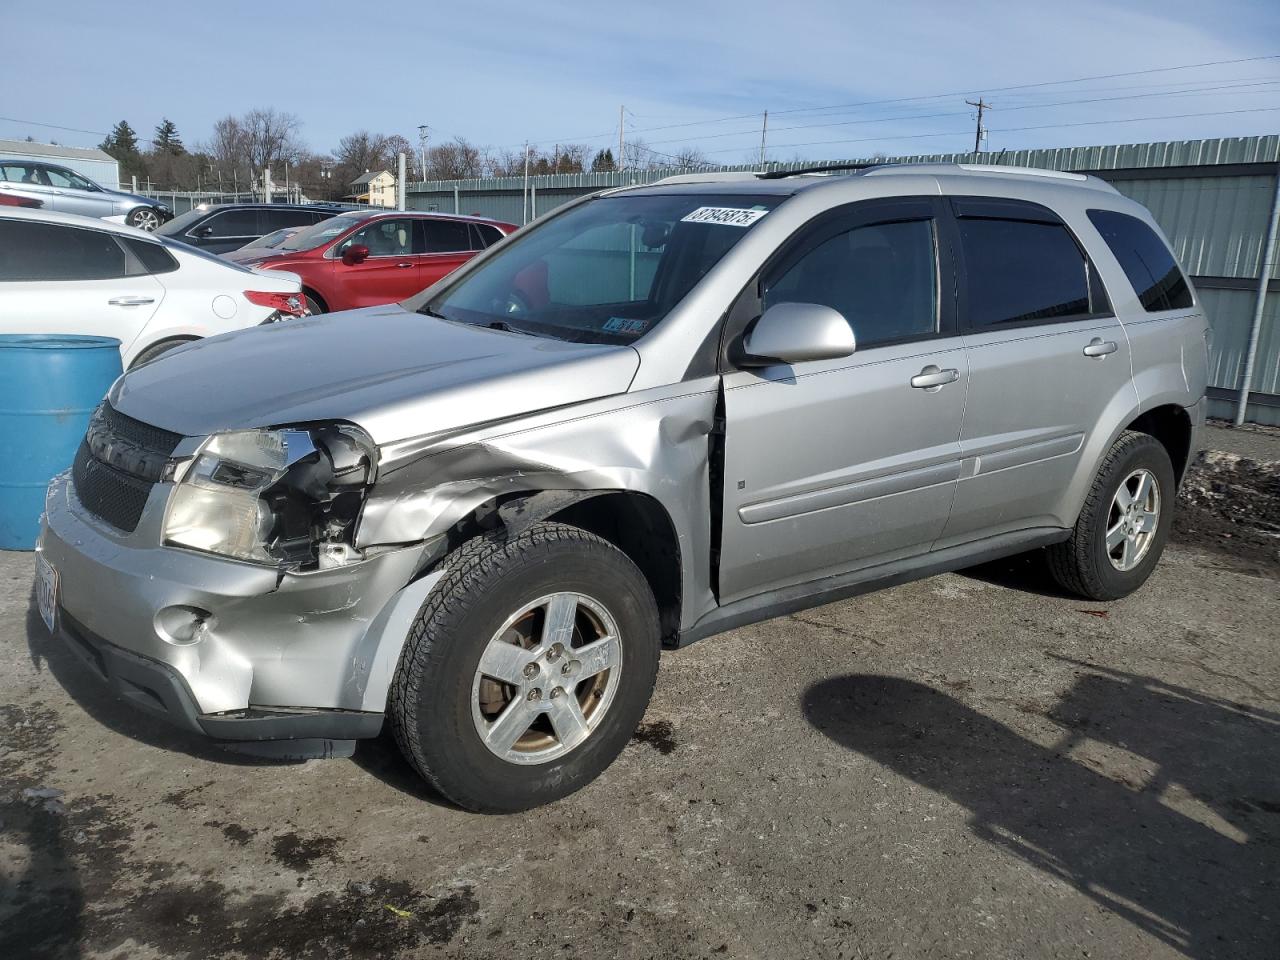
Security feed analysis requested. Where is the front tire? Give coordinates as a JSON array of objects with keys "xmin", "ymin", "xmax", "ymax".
[
  {"xmin": 389, "ymin": 522, "xmax": 661, "ymax": 812},
  {"xmin": 127, "ymin": 207, "xmax": 162, "ymax": 231},
  {"xmin": 1047, "ymin": 431, "xmax": 1176, "ymax": 601}
]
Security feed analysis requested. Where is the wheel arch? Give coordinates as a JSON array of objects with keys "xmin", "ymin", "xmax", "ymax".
[
  {"xmin": 1124, "ymin": 403, "xmax": 1194, "ymax": 486},
  {"xmin": 301, "ymin": 286, "xmax": 329, "ymax": 313},
  {"xmin": 448, "ymin": 489, "xmax": 684, "ymax": 646},
  {"xmin": 127, "ymin": 334, "xmax": 200, "ymax": 369}
]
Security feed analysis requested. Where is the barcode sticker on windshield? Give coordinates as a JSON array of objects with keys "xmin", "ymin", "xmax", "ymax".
[{"xmin": 680, "ymin": 206, "xmax": 769, "ymax": 227}]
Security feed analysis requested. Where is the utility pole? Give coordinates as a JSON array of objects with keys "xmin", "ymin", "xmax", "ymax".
[
  {"xmin": 965, "ymin": 98, "xmax": 991, "ymax": 153},
  {"xmin": 759, "ymin": 110, "xmax": 769, "ymax": 167},
  {"xmin": 522, "ymin": 140, "xmax": 531, "ymax": 224},
  {"xmin": 618, "ymin": 104, "xmax": 625, "ymax": 172},
  {"xmin": 417, "ymin": 125, "xmax": 429, "ymax": 180}
]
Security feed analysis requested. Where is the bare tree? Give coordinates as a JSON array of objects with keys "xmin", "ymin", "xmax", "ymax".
[{"xmin": 242, "ymin": 107, "xmax": 303, "ymax": 171}]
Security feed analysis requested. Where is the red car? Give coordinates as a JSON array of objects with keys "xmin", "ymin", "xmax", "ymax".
[{"xmin": 228, "ymin": 210, "xmax": 516, "ymax": 314}]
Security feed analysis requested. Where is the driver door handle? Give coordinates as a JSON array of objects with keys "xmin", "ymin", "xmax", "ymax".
[
  {"xmin": 1083, "ymin": 338, "xmax": 1118, "ymax": 358},
  {"xmin": 108, "ymin": 296, "xmax": 155, "ymax": 307},
  {"xmin": 396, "ymin": 262, "xmax": 414, "ymax": 268},
  {"xmin": 910, "ymin": 365, "xmax": 960, "ymax": 390}
]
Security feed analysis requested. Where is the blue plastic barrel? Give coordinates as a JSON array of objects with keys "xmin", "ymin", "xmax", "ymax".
[{"xmin": 0, "ymin": 335, "xmax": 122, "ymax": 549}]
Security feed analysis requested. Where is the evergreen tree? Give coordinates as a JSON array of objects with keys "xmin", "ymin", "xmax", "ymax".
[
  {"xmin": 99, "ymin": 121, "xmax": 146, "ymax": 185},
  {"xmin": 100, "ymin": 120, "xmax": 141, "ymax": 158},
  {"xmin": 153, "ymin": 118, "xmax": 184, "ymax": 155},
  {"xmin": 591, "ymin": 148, "xmax": 616, "ymax": 172}
]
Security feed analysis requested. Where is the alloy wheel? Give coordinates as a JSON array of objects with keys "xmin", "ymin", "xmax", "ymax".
[
  {"xmin": 1106, "ymin": 467, "xmax": 1161, "ymax": 572},
  {"xmin": 470, "ymin": 592, "xmax": 622, "ymax": 765}
]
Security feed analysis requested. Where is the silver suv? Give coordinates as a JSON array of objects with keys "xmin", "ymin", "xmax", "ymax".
[
  {"xmin": 37, "ymin": 164, "xmax": 1207, "ymax": 811},
  {"xmin": 0, "ymin": 159, "xmax": 171, "ymax": 230}
]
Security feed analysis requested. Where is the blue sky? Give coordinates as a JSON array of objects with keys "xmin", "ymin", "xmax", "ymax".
[{"xmin": 2, "ymin": 0, "xmax": 1278, "ymax": 163}]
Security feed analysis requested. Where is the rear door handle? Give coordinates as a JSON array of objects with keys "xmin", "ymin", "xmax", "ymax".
[
  {"xmin": 1083, "ymin": 338, "xmax": 1118, "ymax": 358},
  {"xmin": 396, "ymin": 262, "xmax": 414, "ymax": 268},
  {"xmin": 910, "ymin": 365, "xmax": 960, "ymax": 390},
  {"xmin": 108, "ymin": 297, "xmax": 155, "ymax": 307}
]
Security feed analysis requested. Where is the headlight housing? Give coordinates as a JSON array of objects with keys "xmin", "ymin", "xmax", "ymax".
[{"xmin": 163, "ymin": 424, "xmax": 376, "ymax": 566}]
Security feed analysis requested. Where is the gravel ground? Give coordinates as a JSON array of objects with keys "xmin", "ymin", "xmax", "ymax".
[{"xmin": 2, "ymin": 488, "xmax": 1277, "ymax": 959}]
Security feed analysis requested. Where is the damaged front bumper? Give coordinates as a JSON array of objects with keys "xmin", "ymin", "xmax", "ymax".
[{"xmin": 37, "ymin": 472, "xmax": 438, "ymax": 754}]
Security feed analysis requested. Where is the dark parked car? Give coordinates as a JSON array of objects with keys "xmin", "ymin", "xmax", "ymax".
[{"xmin": 155, "ymin": 203, "xmax": 345, "ymax": 254}]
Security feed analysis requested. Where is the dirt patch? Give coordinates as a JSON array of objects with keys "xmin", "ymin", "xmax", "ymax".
[
  {"xmin": 1174, "ymin": 451, "xmax": 1280, "ymax": 569},
  {"xmin": 272, "ymin": 831, "xmax": 340, "ymax": 871},
  {"xmin": 631, "ymin": 719, "xmax": 678, "ymax": 755}
]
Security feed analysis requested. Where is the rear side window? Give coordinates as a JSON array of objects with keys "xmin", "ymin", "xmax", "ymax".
[
  {"xmin": 957, "ymin": 218, "xmax": 1090, "ymax": 326},
  {"xmin": 261, "ymin": 208, "xmax": 320, "ymax": 232},
  {"xmin": 0, "ymin": 219, "xmax": 130, "ymax": 280},
  {"xmin": 1087, "ymin": 209, "xmax": 1192, "ymax": 312},
  {"xmin": 121, "ymin": 237, "xmax": 180, "ymax": 275},
  {"xmin": 421, "ymin": 218, "xmax": 472, "ymax": 253},
  {"xmin": 198, "ymin": 209, "xmax": 259, "ymax": 237}
]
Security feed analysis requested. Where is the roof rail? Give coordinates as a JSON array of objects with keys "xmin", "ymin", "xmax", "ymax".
[
  {"xmin": 650, "ymin": 171, "xmax": 765, "ymax": 185},
  {"xmin": 756, "ymin": 162, "xmax": 883, "ymax": 180}
]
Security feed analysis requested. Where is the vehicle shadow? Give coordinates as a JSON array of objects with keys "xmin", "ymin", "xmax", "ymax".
[
  {"xmin": 958, "ymin": 550, "xmax": 1080, "ymax": 599},
  {"xmin": 802, "ymin": 665, "xmax": 1280, "ymax": 959},
  {"xmin": 348, "ymin": 734, "xmax": 458, "ymax": 810}
]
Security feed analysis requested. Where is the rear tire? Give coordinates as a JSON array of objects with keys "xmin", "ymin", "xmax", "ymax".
[
  {"xmin": 389, "ymin": 521, "xmax": 661, "ymax": 812},
  {"xmin": 1047, "ymin": 431, "xmax": 1175, "ymax": 601}
]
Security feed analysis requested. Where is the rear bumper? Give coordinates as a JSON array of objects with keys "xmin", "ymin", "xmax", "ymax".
[{"xmin": 56, "ymin": 608, "xmax": 382, "ymax": 747}]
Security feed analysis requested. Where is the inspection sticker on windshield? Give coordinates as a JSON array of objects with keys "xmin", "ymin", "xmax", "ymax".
[{"xmin": 680, "ymin": 206, "xmax": 769, "ymax": 227}]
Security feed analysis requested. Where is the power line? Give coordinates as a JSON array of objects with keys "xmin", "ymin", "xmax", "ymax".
[
  {"xmin": 637, "ymin": 79, "xmax": 1280, "ymax": 148},
  {"xmin": 488, "ymin": 53, "xmax": 1280, "ymax": 152},
  {"xmin": 699, "ymin": 104, "xmax": 1280, "ymax": 155}
]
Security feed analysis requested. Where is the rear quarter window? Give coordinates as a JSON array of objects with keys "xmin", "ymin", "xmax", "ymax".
[
  {"xmin": 1086, "ymin": 209, "xmax": 1192, "ymax": 312},
  {"xmin": 0, "ymin": 219, "xmax": 129, "ymax": 281}
]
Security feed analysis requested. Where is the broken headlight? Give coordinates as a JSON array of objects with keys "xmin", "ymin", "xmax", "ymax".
[{"xmin": 162, "ymin": 425, "xmax": 376, "ymax": 567}]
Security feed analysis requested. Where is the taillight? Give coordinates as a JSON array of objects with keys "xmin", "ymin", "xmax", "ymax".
[
  {"xmin": 0, "ymin": 193, "xmax": 42, "ymax": 208},
  {"xmin": 245, "ymin": 290, "xmax": 306, "ymax": 316}
]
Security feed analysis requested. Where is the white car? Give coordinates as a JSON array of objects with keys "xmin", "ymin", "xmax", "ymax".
[{"xmin": 0, "ymin": 208, "xmax": 304, "ymax": 367}]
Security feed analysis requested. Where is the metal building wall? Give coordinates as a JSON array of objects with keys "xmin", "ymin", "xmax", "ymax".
[{"xmin": 407, "ymin": 137, "xmax": 1280, "ymax": 424}]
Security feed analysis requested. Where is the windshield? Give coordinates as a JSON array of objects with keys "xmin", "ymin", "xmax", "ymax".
[
  {"xmin": 155, "ymin": 207, "xmax": 211, "ymax": 236},
  {"xmin": 423, "ymin": 193, "xmax": 783, "ymax": 344},
  {"xmin": 279, "ymin": 211, "xmax": 370, "ymax": 251},
  {"xmin": 242, "ymin": 227, "xmax": 296, "ymax": 250}
]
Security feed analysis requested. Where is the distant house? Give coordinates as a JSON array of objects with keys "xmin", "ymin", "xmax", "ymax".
[
  {"xmin": 348, "ymin": 170, "xmax": 396, "ymax": 208},
  {"xmin": 0, "ymin": 139, "xmax": 120, "ymax": 188}
]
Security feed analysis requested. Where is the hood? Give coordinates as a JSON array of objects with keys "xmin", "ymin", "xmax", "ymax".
[
  {"xmin": 109, "ymin": 304, "xmax": 641, "ymax": 444},
  {"xmin": 102, "ymin": 187, "xmax": 168, "ymax": 210}
]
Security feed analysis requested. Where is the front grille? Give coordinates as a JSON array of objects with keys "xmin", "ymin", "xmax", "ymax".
[{"xmin": 71, "ymin": 402, "xmax": 184, "ymax": 532}]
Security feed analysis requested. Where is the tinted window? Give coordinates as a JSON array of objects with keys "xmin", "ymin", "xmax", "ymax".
[
  {"xmin": 471, "ymin": 223, "xmax": 504, "ymax": 248},
  {"xmin": 1087, "ymin": 209, "xmax": 1192, "ymax": 312},
  {"xmin": 121, "ymin": 237, "xmax": 179, "ymax": 275},
  {"xmin": 339, "ymin": 218, "xmax": 413, "ymax": 257},
  {"xmin": 764, "ymin": 219, "xmax": 938, "ymax": 348},
  {"xmin": 261, "ymin": 208, "xmax": 320, "ymax": 232},
  {"xmin": 422, "ymin": 218, "xmax": 472, "ymax": 253},
  {"xmin": 198, "ymin": 209, "xmax": 259, "ymax": 237},
  {"xmin": 0, "ymin": 220, "xmax": 128, "ymax": 281},
  {"xmin": 958, "ymin": 218, "xmax": 1090, "ymax": 326}
]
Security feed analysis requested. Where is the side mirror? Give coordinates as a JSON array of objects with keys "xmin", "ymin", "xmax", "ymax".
[
  {"xmin": 740, "ymin": 302, "xmax": 856, "ymax": 366},
  {"xmin": 194, "ymin": 225, "xmax": 214, "ymax": 238},
  {"xmin": 342, "ymin": 244, "xmax": 369, "ymax": 266}
]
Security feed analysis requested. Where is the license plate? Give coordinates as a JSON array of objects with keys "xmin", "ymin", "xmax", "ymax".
[{"xmin": 35, "ymin": 555, "xmax": 59, "ymax": 634}]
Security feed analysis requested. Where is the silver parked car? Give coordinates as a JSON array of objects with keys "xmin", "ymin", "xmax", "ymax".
[
  {"xmin": 0, "ymin": 159, "xmax": 171, "ymax": 230},
  {"xmin": 37, "ymin": 163, "xmax": 1207, "ymax": 811}
]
